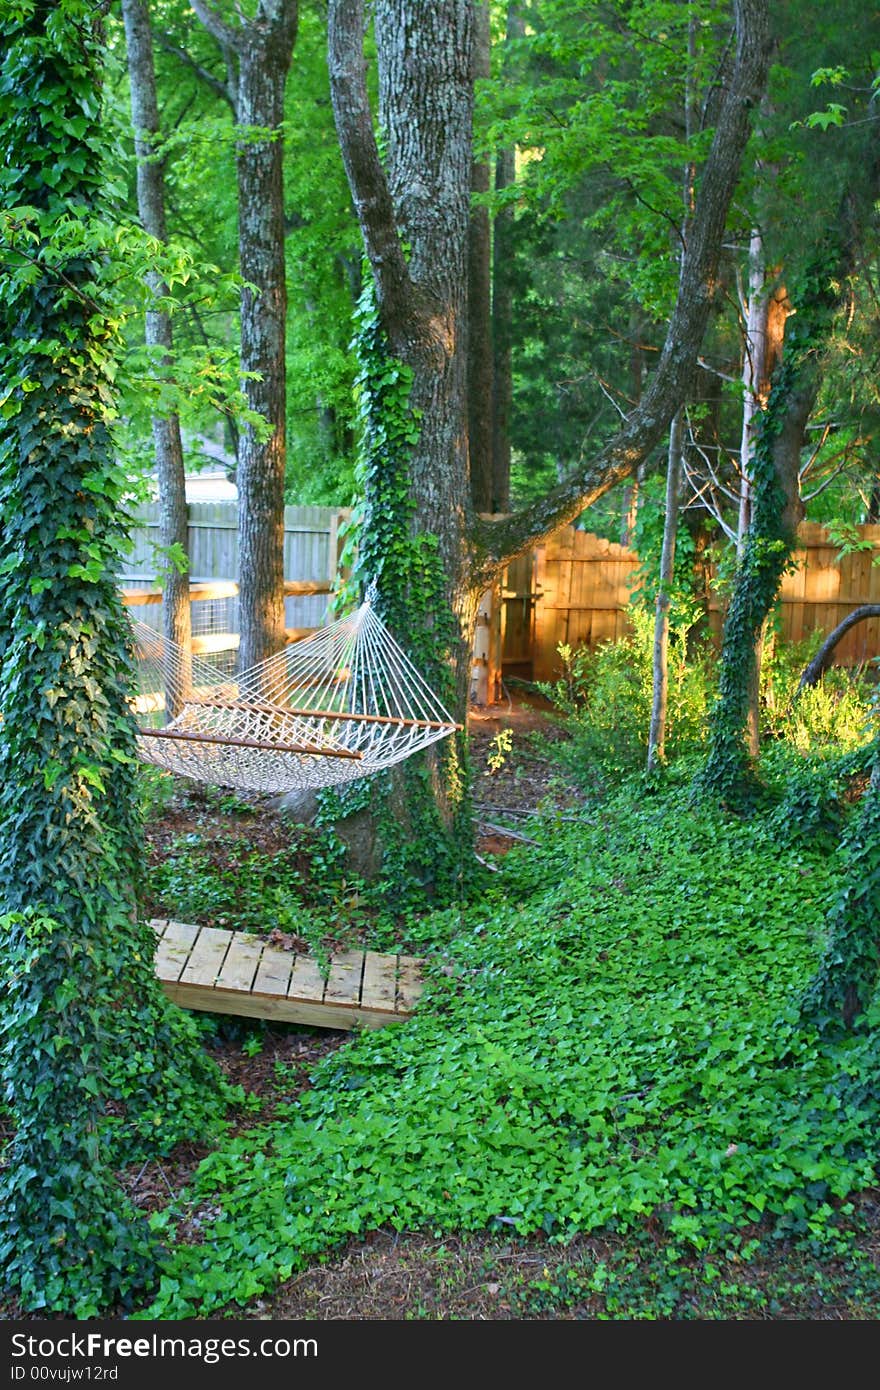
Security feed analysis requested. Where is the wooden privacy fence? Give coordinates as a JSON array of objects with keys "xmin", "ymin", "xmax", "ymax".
[
  {"xmin": 120, "ymin": 502, "xmax": 348, "ymax": 656},
  {"xmin": 500, "ymin": 521, "xmax": 880, "ymax": 685},
  {"xmin": 119, "ymin": 504, "xmax": 880, "ymax": 691}
]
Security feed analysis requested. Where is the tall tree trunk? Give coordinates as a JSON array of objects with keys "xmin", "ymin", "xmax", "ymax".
[
  {"xmin": 647, "ymin": 411, "xmax": 683, "ymax": 770},
  {"xmin": 121, "ymin": 0, "xmax": 192, "ymax": 710},
  {"xmin": 647, "ymin": 10, "xmax": 696, "ymax": 771},
  {"xmin": 469, "ymin": 0, "xmax": 493, "ymax": 513},
  {"xmin": 235, "ymin": 34, "xmax": 291, "ymax": 671},
  {"xmin": 190, "ymin": 0, "xmax": 298, "ymax": 673},
  {"xmin": 619, "ymin": 312, "xmax": 648, "ymax": 546},
  {"xmin": 330, "ymin": 0, "xmax": 474, "ymax": 689},
  {"xmin": 490, "ymin": 1, "xmax": 523, "ymax": 514}
]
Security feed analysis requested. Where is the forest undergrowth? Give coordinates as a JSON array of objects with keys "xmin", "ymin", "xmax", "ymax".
[{"xmin": 5, "ymin": 635, "xmax": 880, "ymax": 1321}]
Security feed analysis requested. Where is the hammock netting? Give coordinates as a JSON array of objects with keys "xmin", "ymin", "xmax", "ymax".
[{"xmin": 131, "ymin": 591, "xmax": 459, "ymax": 795}]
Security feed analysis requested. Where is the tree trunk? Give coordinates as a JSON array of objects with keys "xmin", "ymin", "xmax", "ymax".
[
  {"xmin": 468, "ymin": 0, "xmax": 493, "ymax": 513},
  {"xmin": 470, "ymin": 0, "xmax": 771, "ymax": 579},
  {"xmin": 235, "ymin": 36, "xmax": 291, "ymax": 672},
  {"xmin": 647, "ymin": 411, "xmax": 683, "ymax": 770},
  {"xmin": 736, "ymin": 228, "xmax": 789, "ymax": 754},
  {"xmin": 490, "ymin": 2, "xmax": 524, "ymax": 514},
  {"xmin": 190, "ymin": 0, "xmax": 298, "ymax": 674},
  {"xmin": 619, "ymin": 313, "xmax": 648, "ymax": 546},
  {"xmin": 121, "ymin": 0, "xmax": 192, "ymax": 709}
]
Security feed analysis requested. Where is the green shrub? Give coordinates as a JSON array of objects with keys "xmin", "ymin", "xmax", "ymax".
[
  {"xmin": 536, "ymin": 609, "xmax": 713, "ymax": 785},
  {"xmin": 761, "ymin": 634, "xmax": 876, "ymax": 753}
]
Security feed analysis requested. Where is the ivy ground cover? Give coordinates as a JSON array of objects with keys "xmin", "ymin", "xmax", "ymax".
[{"xmin": 141, "ymin": 770, "xmax": 880, "ymax": 1316}]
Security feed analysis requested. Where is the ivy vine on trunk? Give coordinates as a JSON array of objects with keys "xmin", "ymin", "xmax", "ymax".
[
  {"xmin": 696, "ymin": 235, "xmax": 864, "ymax": 807},
  {"xmin": 317, "ymin": 276, "xmax": 470, "ymax": 903},
  {"xmin": 0, "ymin": 1, "xmax": 225, "ymax": 1316}
]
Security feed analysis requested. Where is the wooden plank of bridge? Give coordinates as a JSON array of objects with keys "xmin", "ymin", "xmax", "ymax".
[
  {"xmin": 324, "ymin": 949, "xmax": 365, "ymax": 1007},
  {"xmin": 154, "ymin": 919, "xmax": 199, "ymax": 982},
  {"xmin": 215, "ymin": 932, "xmax": 264, "ymax": 992},
  {"xmin": 151, "ymin": 919, "xmax": 423, "ymax": 1030},
  {"xmin": 252, "ymin": 944, "xmax": 295, "ymax": 998},
  {"xmin": 396, "ymin": 956, "xmax": 423, "ymax": 1014},
  {"xmin": 361, "ymin": 950, "xmax": 398, "ymax": 1013},
  {"xmin": 180, "ymin": 926, "xmax": 232, "ymax": 986},
  {"xmin": 288, "ymin": 953, "xmax": 327, "ymax": 1003}
]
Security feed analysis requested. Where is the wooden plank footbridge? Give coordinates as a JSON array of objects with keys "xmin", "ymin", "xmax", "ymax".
[{"xmin": 152, "ymin": 918, "xmax": 423, "ymax": 1030}]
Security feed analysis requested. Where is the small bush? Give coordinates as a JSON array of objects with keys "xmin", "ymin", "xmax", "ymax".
[{"xmin": 536, "ymin": 609, "xmax": 713, "ymax": 785}]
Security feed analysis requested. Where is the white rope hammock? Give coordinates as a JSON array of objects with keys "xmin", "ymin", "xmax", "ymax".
[{"xmin": 131, "ymin": 587, "xmax": 460, "ymax": 795}]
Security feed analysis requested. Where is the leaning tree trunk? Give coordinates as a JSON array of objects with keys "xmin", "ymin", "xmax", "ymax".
[
  {"xmin": 797, "ymin": 606, "xmax": 880, "ymax": 690},
  {"xmin": 122, "ymin": 0, "xmax": 192, "ymax": 709},
  {"xmin": 191, "ymin": 0, "xmax": 298, "ymax": 673}
]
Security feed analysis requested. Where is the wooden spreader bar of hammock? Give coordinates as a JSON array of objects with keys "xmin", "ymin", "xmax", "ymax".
[
  {"xmin": 137, "ymin": 727, "xmax": 364, "ymax": 759},
  {"xmin": 186, "ymin": 695, "xmax": 462, "ymax": 731}
]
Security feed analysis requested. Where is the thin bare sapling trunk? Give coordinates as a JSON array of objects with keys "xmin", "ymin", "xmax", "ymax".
[{"xmin": 647, "ymin": 410, "xmax": 683, "ymax": 770}]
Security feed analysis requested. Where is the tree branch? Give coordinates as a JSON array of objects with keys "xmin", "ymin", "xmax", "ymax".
[
  {"xmin": 154, "ymin": 32, "xmax": 235, "ymax": 111},
  {"xmin": 189, "ymin": 0, "xmax": 241, "ymax": 55},
  {"xmin": 470, "ymin": 0, "xmax": 771, "ymax": 586},
  {"xmin": 797, "ymin": 605, "xmax": 880, "ymax": 690},
  {"xmin": 327, "ymin": 0, "xmax": 416, "ymax": 343}
]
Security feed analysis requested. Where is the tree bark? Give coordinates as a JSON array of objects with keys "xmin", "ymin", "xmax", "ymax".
[
  {"xmin": 190, "ymin": 0, "xmax": 298, "ymax": 673},
  {"xmin": 736, "ymin": 231, "xmax": 789, "ymax": 754},
  {"xmin": 329, "ymin": 0, "xmax": 475, "ymax": 683},
  {"xmin": 490, "ymin": 1, "xmax": 523, "ymax": 513},
  {"xmin": 469, "ymin": 0, "xmax": 493, "ymax": 513},
  {"xmin": 121, "ymin": 0, "xmax": 192, "ymax": 708}
]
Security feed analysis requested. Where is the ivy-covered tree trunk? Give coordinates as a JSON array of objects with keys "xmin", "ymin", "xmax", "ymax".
[
  {"xmin": 698, "ymin": 211, "xmax": 874, "ymax": 805},
  {"xmin": 122, "ymin": 0, "xmax": 192, "ymax": 707},
  {"xmin": 191, "ymin": 0, "xmax": 298, "ymax": 672},
  {"xmin": 801, "ymin": 747, "xmax": 880, "ymax": 1033},
  {"xmin": 328, "ymin": 0, "xmax": 476, "ymax": 891},
  {"xmin": 0, "ymin": 3, "xmax": 223, "ymax": 1315}
]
